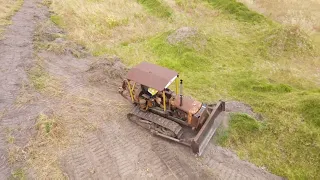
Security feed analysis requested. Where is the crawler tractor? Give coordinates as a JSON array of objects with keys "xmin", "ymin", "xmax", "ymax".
[{"xmin": 119, "ymin": 62, "xmax": 225, "ymax": 156}]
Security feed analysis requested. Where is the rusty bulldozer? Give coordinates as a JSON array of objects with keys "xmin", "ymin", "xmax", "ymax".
[{"xmin": 119, "ymin": 62, "xmax": 225, "ymax": 156}]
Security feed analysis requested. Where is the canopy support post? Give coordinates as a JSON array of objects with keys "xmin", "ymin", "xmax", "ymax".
[
  {"xmin": 127, "ymin": 80, "xmax": 136, "ymax": 102},
  {"xmin": 175, "ymin": 75, "xmax": 179, "ymax": 95},
  {"xmin": 163, "ymin": 91, "xmax": 166, "ymax": 112}
]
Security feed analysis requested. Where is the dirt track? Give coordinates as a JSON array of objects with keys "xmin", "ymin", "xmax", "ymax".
[{"xmin": 0, "ymin": 0, "xmax": 282, "ymax": 179}]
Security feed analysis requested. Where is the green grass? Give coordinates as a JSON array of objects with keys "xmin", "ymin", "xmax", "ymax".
[
  {"xmin": 205, "ymin": 0, "xmax": 266, "ymax": 23},
  {"xmin": 113, "ymin": 24, "xmax": 320, "ymax": 179},
  {"xmin": 28, "ymin": 57, "xmax": 62, "ymax": 96},
  {"xmin": 137, "ymin": 0, "xmax": 172, "ymax": 18},
  {"xmin": 217, "ymin": 113, "xmax": 263, "ymax": 146},
  {"xmin": 10, "ymin": 168, "xmax": 26, "ymax": 180},
  {"xmin": 36, "ymin": 114, "xmax": 56, "ymax": 134},
  {"xmin": 300, "ymin": 98, "xmax": 320, "ymax": 128},
  {"xmin": 29, "ymin": 64, "xmax": 51, "ymax": 91},
  {"xmin": 114, "ymin": 16, "xmax": 319, "ymax": 179},
  {"xmin": 50, "ymin": 15, "xmax": 64, "ymax": 27}
]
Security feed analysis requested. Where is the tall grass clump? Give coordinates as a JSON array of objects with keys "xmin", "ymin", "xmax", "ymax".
[
  {"xmin": 27, "ymin": 113, "xmax": 67, "ymax": 179},
  {"xmin": 262, "ymin": 25, "xmax": 315, "ymax": 57},
  {"xmin": 50, "ymin": 0, "xmax": 171, "ymax": 50},
  {"xmin": 28, "ymin": 57, "xmax": 62, "ymax": 96},
  {"xmin": 137, "ymin": 0, "xmax": 172, "ymax": 18},
  {"xmin": 205, "ymin": 0, "xmax": 266, "ymax": 23}
]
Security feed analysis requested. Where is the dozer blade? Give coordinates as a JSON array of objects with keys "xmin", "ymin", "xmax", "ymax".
[{"xmin": 191, "ymin": 101, "xmax": 225, "ymax": 156}]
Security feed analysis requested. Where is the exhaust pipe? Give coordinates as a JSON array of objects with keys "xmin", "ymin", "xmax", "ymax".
[{"xmin": 180, "ymin": 79, "xmax": 183, "ymax": 106}]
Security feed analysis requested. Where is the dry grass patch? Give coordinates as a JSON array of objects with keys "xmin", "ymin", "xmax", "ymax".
[
  {"xmin": 34, "ymin": 20, "xmax": 89, "ymax": 58},
  {"xmin": 25, "ymin": 90, "xmax": 126, "ymax": 179},
  {"xmin": 0, "ymin": 0, "xmax": 23, "ymax": 37},
  {"xmin": 50, "ymin": 0, "xmax": 172, "ymax": 51},
  {"xmin": 26, "ymin": 113, "xmax": 67, "ymax": 179},
  {"xmin": 14, "ymin": 83, "xmax": 36, "ymax": 108},
  {"xmin": 238, "ymin": 0, "xmax": 320, "ymax": 34},
  {"xmin": 28, "ymin": 56, "xmax": 63, "ymax": 96},
  {"xmin": 7, "ymin": 145, "xmax": 26, "ymax": 165},
  {"xmin": 10, "ymin": 168, "xmax": 26, "ymax": 180}
]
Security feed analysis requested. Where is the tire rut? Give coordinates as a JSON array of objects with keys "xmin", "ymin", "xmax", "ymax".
[{"xmin": 151, "ymin": 142, "xmax": 191, "ymax": 180}]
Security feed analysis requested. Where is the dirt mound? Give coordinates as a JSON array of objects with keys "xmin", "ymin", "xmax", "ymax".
[
  {"xmin": 167, "ymin": 27, "xmax": 198, "ymax": 45},
  {"xmin": 86, "ymin": 56, "xmax": 128, "ymax": 86},
  {"xmin": 215, "ymin": 101, "xmax": 263, "ymax": 130},
  {"xmin": 225, "ymin": 101, "xmax": 263, "ymax": 120},
  {"xmin": 34, "ymin": 21, "xmax": 88, "ymax": 58}
]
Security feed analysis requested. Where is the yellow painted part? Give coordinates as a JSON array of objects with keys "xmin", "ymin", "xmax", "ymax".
[
  {"xmin": 127, "ymin": 80, "xmax": 134, "ymax": 102},
  {"xmin": 132, "ymin": 82, "xmax": 136, "ymax": 91},
  {"xmin": 175, "ymin": 77, "xmax": 178, "ymax": 94},
  {"xmin": 163, "ymin": 91, "xmax": 166, "ymax": 111},
  {"xmin": 148, "ymin": 88, "xmax": 158, "ymax": 96}
]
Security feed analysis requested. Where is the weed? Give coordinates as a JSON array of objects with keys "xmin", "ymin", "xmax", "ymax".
[
  {"xmin": 106, "ymin": 17, "xmax": 129, "ymax": 28},
  {"xmin": 7, "ymin": 135, "xmax": 15, "ymax": 144},
  {"xmin": 10, "ymin": 168, "xmax": 26, "ymax": 180},
  {"xmin": 42, "ymin": 0, "xmax": 52, "ymax": 7},
  {"xmin": 28, "ymin": 57, "xmax": 62, "ymax": 96},
  {"xmin": 5, "ymin": 128, "xmax": 15, "ymax": 144},
  {"xmin": 29, "ymin": 65, "xmax": 49, "ymax": 90},
  {"xmin": 50, "ymin": 15, "xmax": 64, "ymax": 26},
  {"xmin": 36, "ymin": 114, "xmax": 59, "ymax": 135}
]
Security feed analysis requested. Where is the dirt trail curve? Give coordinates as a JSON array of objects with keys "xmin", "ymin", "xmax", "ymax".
[{"xmin": 1, "ymin": 0, "xmax": 282, "ymax": 179}]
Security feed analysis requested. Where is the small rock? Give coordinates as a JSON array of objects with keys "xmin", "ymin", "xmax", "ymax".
[
  {"xmin": 167, "ymin": 27, "xmax": 198, "ymax": 45},
  {"xmin": 54, "ymin": 38, "xmax": 65, "ymax": 44}
]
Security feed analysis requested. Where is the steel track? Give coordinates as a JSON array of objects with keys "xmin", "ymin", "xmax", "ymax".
[{"xmin": 127, "ymin": 106, "xmax": 183, "ymax": 138}]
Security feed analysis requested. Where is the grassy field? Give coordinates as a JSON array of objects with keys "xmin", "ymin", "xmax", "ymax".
[
  {"xmin": 0, "ymin": 0, "xmax": 23, "ymax": 37},
  {"xmin": 49, "ymin": 0, "xmax": 320, "ymax": 179}
]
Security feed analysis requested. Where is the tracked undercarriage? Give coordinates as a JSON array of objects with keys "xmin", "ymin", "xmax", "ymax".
[
  {"xmin": 127, "ymin": 102, "xmax": 225, "ymax": 155},
  {"xmin": 127, "ymin": 106, "xmax": 188, "ymax": 144}
]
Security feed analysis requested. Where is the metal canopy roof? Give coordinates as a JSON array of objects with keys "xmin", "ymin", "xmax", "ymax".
[{"xmin": 126, "ymin": 62, "xmax": 178, "ymax": 91}]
